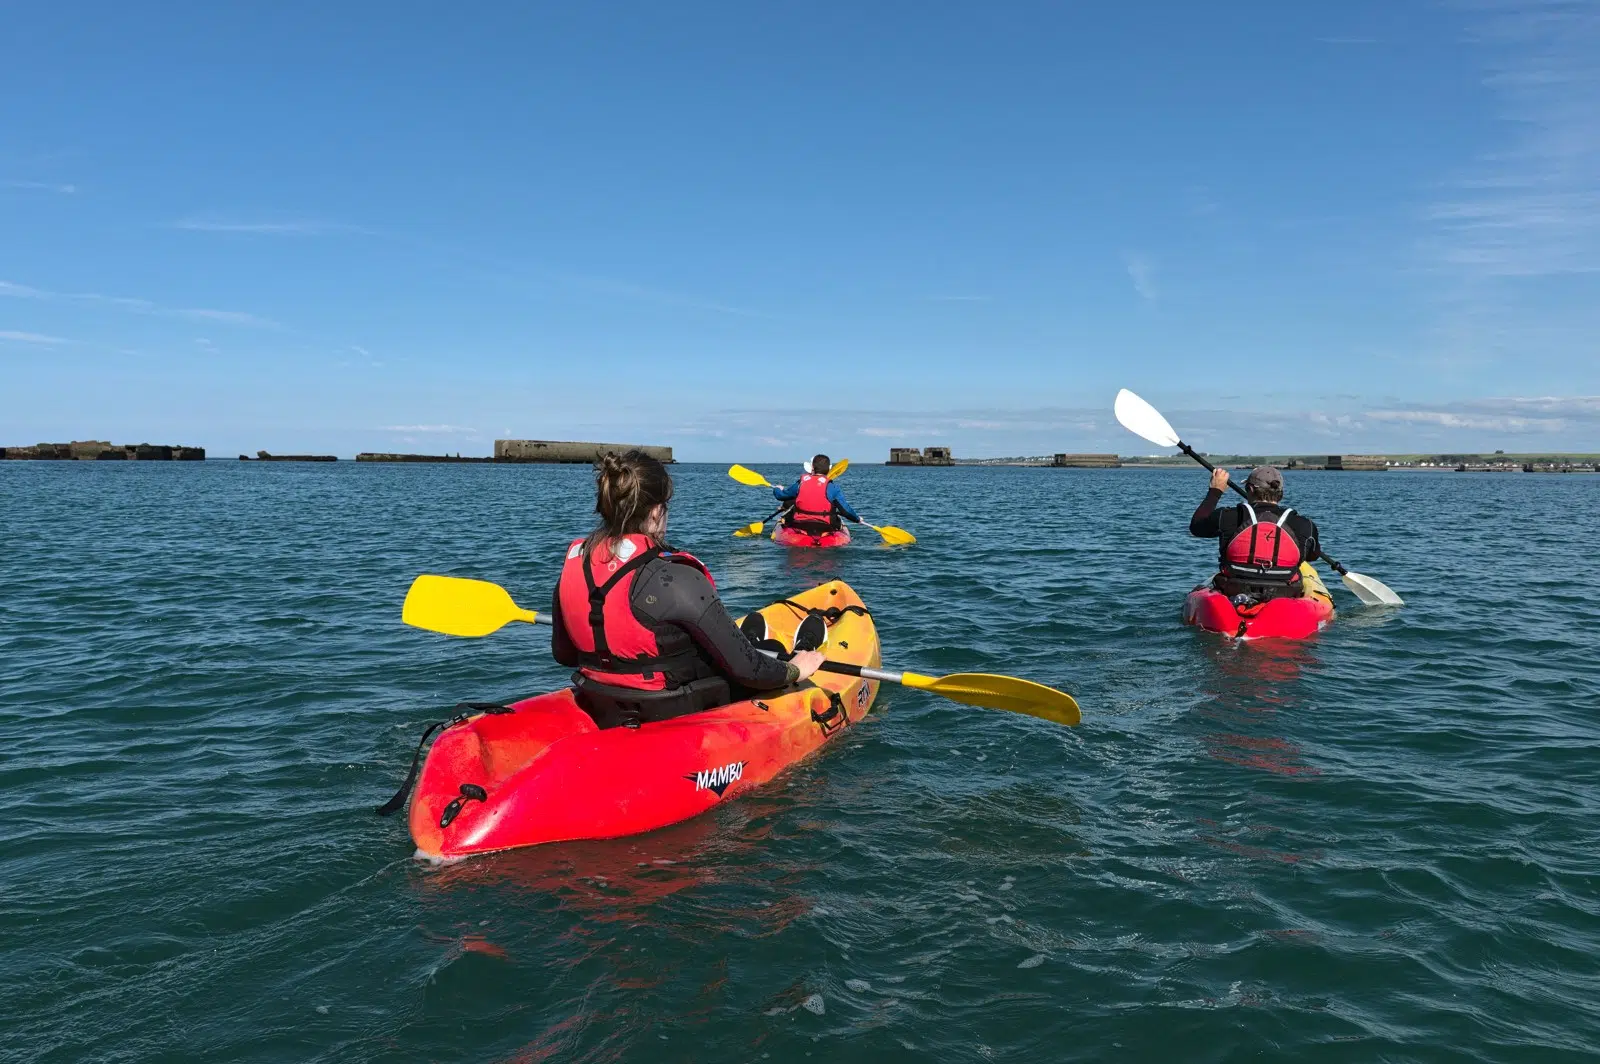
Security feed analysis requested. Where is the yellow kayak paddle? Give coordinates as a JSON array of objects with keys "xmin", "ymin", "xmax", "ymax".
[
  {"xmin": 402, "ymin": 574, "xmax": 550, "ymax": 637},
  {"xmin": 728, "ymin": 459, "xmax": 847, "ymax": 488},
  {"xmin": 400, "ymin": 574, "xmax": 1078, "ymax": 724},
  {"xmin": 864, "ymin": 522, "xmax": 916, "ymax": 546}
]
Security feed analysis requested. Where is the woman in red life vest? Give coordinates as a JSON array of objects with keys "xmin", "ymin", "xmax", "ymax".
[
  {"xmin": 550, "ymin": 450, "xmax": 827, "ymax": 728},
  {"xmin": 773, "ymin": 454, "xmax": 863, "ymax": 535},
  {"xmin": 1189, "ymin": 465, "xmax": 1323, "ymax": 603}
]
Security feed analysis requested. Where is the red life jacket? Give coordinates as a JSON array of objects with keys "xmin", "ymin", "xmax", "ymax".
[
  {"xmin": 1221, "ymin": 503, "xmax": 1304, "ymax": 590},
  {"xmin": 556, "ymin": 534, "xmax": 715, "ymax": 691},
  {"xmin": 786, "ymin": 473, "xmax": 838, "ymax": 531}
]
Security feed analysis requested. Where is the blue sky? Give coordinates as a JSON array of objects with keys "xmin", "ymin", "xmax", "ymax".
[{"xmin": 3, "ymin": 1, "xmax": 1596, "ymax": 459}]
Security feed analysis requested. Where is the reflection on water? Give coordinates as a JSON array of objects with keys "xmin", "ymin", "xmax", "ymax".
[{"xmin": 1191, "ymin": 637, "xmax": 1319, "ymax": 778}]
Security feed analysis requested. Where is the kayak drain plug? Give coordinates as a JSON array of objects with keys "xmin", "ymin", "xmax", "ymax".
[{"xmin": 439, "ymin": 783, "xmax": 488, "ymax": 829}]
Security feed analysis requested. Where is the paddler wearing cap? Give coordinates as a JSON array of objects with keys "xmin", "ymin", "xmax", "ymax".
[{"xmin": 1189, "ymin": 465, "xmax": 1323, "ymax": 604}]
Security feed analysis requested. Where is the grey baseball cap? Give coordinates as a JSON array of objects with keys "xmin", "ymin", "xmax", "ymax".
[{"xmin": 1245, "ymin": 465, "xmax": 1284, "ymax": 492}]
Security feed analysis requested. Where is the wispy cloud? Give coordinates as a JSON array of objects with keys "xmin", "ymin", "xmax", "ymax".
[
  {"xmin": 173, "ymin": 308, "xmax": 276, "ymax": 327},
  {"xmin": 172, "ymin": 216, "xmax": 354, "ymax": 235},
  {"xmin": 0, "ymin": 278, "xmax": 278, "ymax": 329},
  {"xmin": 379, "ymin": 424, "xmax": 479, "ymax": 434},
  {"xmin": 3, "ymin": 180, "xmax": 76, "ymax": 194},
  {"xmin": 1123, "ymin": 252, "xmax": 1157, "ymax": 301},
  {"xmin": 663, "ymin": 394, "xmax": 1600, "ymax": 458},
  {"xmin": 0, "ymin": 329, "xmax": 67, "ymax": 344},
  {"xmin": 1428, "ymin": 1, "xmax": 1600, "ymax": 278},
  {"xmin": 1366, "ymin": 394, "xmax": 1600, "ymax": 433},
  {"xmin": 1366, "ymin": 409, "xmax": 1563, "ymax": 432}
]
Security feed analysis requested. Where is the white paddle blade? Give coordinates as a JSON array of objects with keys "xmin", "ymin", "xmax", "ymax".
[
  {"xmin": 1114, "ymin": 389, "xmax": 1181, "ymax": 448},
  {"xmin": 1342, "ymin": 571, "xmax": 1404, "ymax": 606}
]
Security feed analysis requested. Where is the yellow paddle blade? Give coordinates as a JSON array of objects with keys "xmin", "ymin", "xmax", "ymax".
[
  {"xmin": 402, "ymin": 574, "xmax": 539, "ymax": 638},
  {"xmin": 870, "ymin": 523, "xmax": 916, "ymax": 545},
  {"xmin": 827, "ymin": 458, "xmax": 849, "ymax": 479},
  {"xmin": 901, "ymin": 671, "xmax": 1080, "ymax": 726},
  {"xmin": 732, "ymin": 522, "xmax": 766, "ymax": 538},
  {"xmin": 727, "ymin": 464, "xmax": 775, "ymax": 488}
]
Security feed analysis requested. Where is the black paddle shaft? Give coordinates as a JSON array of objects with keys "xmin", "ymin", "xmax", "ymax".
[{"xmin": 1176, "ymin": 441, "xmax": 1349, "ymax": 576}]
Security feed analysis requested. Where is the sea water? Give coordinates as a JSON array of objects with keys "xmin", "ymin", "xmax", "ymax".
[{"xmin": 2, "ymin": 461, "xmax": 1596, "ymax": 1062}]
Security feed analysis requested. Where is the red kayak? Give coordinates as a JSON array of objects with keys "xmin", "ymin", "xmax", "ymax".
[
  {"xmin": 1183, "ymin": 563, "xmax": 1335, "ymax": 641},
  {"xmin": 772, "ymin": 525, "xmax": 851, "ymax": 548},
  {"xmin": 405, "ymin": 580, "xmax": 879, "ymax": 859}
]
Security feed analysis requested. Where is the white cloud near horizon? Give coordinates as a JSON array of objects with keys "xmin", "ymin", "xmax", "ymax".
[
  {"xmin": 665, "ymin": 394, "xmax": 1600, "ymax": 459},
  {"xmin": 379, "ymin": 424, "xmax": 480, "ymax": 434}
]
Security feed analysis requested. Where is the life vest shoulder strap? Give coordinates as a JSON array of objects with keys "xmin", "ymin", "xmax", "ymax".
[{"xmin": 580, "ymin": 542, "xmax": 663, "ymax": 660}]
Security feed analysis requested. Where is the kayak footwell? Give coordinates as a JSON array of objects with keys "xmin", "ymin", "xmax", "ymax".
[
  {"xmin": 407, "ymin": 579, "xmax": 879, "ymax": 858},
  {"xmin": 1182, "ymin": 563, "xmax": 1335, "ymax": 640}
]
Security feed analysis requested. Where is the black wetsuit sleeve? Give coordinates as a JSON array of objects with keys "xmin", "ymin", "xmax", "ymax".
[
  {"xmin": 1293, "ymin": 515, "xmax": 1322, "ymax": 563},
  {"xmin": 549, "ymin": 585, "xmax": 580, "ymax": 667},
  {"xmin": 1189, "ymin": 488, "xmax": 1226, "ymax": 537},
  {"xmin": 633, "ymin": 562, "xmax": 794, "ymax": 690}
]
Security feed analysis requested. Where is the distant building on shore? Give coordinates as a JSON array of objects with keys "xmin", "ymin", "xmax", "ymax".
[
  {"xmin": 1052, "ymin": 453, "xmax": 1121, "ymax": 468},
  {"xmin": 495, "ymin": 439, "xmax": 674, "ymax": 464},
  {"xmin": 1326, "ymin": 455, "xmax": 1389, "ymax": 471},
  {"xmin": 888, "ymin": 446, "xmax": 954, "ymax": 466}
]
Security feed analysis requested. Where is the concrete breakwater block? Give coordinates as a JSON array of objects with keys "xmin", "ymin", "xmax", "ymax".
[
  {"xmin": 354, "ymin": 453, "xmax": 494, "ymax": 463},
  {"xmin": 494, "ymin": 439, "xmax": 674, "ymax": 464},
  {"xmin": 240, "ymin": 451, "xmax": 337, "ymax": 462},
  {"xmin": 2, "ymin": 441, "xmax": 206, "ymax": 460}
]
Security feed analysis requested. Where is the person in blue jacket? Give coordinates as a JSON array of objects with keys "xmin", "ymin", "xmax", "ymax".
[{"xmin": 773, "ymin": 454, "xmax": 863, "ymax": 534}]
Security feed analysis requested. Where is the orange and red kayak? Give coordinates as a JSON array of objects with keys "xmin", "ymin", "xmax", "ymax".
[
  {"xmin": 406, "ymin": 580, "xmax": 879, "ymax": 859},
  {"xmin": 1182, "ymin": 563, "xmax": 1335, "ymax": 640},
  {"xmin": 772, "ymin": 525, "xmax": 851, "ymax": 548}
]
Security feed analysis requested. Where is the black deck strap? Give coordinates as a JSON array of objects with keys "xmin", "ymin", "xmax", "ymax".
[
  {"xmin": 810, "ymin": 689, "xmax": 851, "ymax": 736},
  {"xmin": 777, "ymin": 599, "xmax": 871, "ymax": 625},
  {"xmin": 374, "ymin": 703, "xmax": 514, "ymax": 816},
  {"xmin": 460, "ymin": 701, "xmax": 515, "ymax": 715}
]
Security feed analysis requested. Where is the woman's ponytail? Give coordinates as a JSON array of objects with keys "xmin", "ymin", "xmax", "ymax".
[{"xmin": 586, "ymin": 450, "xmax": 674, "ymax": 553}]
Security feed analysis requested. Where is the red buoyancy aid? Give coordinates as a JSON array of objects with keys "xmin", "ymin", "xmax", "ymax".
[
  {"xmin": 788, "ymin": 473, "xmax": 838, "ymax": 531},
  {"xmin": 556, "ymin": 534, "xmax": 716, "ymax": 691},
  {"xmin": 1221, "ymin": 503, "xmax": 1304, "ymax": 589}
]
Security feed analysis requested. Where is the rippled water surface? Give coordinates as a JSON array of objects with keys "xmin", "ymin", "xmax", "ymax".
[{"xmin": 3, "ymin": 462, "xmax": 1598, "ymax": 1062}]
